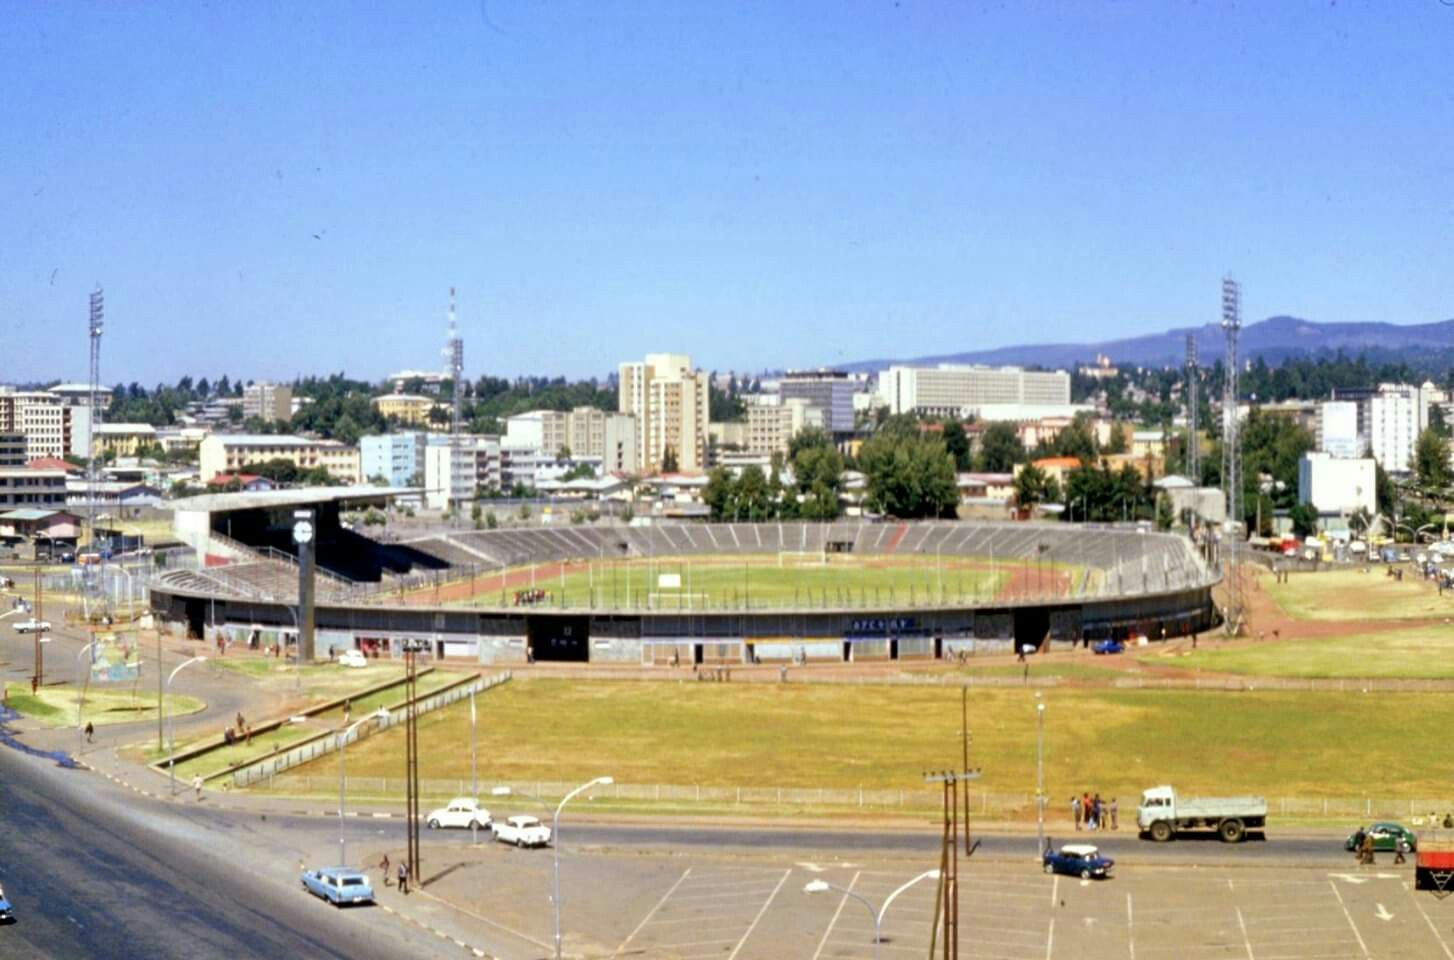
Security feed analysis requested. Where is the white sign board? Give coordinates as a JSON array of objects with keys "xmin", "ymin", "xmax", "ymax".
[{"xmin": 658, "ymin": 573, "xmax": 681, "ymax": 590}]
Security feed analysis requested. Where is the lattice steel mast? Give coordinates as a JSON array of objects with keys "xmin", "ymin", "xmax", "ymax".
[
  {"xmin": 1220, "ymin": 275, "xmax": 1242, "ymax": 635},
  {"xmin": 1185, "ymin": 333, "xmax": 1199, "ymax": 483},
  {"xmin": 442, "ymin": 287, "xmax": 465, "ymax": 510},
  {"xmin": 84, "ymin": 286, "xmax": 107, "ymax": 618}
]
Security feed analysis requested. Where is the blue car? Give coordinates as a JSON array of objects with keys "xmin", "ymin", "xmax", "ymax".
[
  {"xmin": 1093, "ymin": 640, "xmax": 1125, "ymax": 655},
  {"xmin": 0, "ymin": 884, "xmax": 13, "ymax": 922},
  {"xmin": 300, "ymin": 867, "xmax": 375, "ymax": 907},
  {"xmin": 1042, "ymin": 843, "xmax": 1114, "ymax": 879}
]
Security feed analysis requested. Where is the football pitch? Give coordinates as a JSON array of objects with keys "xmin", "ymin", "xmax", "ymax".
[{"xmin": 440, "ymin": 553, "xmax": 1055, "ymax": 610}]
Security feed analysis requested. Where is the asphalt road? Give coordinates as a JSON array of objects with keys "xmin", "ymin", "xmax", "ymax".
[{"xmin": 0, "ymin": 744, "xmax": 459, "ymax": 960}]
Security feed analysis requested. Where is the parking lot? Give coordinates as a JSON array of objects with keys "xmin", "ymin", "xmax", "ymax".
[{"xmin": 392, "ymin": 833, "xmax": 1454, "ymax": 959}]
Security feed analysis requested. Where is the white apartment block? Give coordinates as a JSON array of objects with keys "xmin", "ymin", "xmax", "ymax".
[
  {"xmin": 619, "ymin": 353, "xmax": 709, "ymax": 473},
  {"xmin": 198, "ymin": 434, "xmax": 359, "ymax": 484},
  {"xmin": 880, "ymin": 364, "xmax": 1071, "ymax": 417},
  {"xmin": 242, "ymin": 382, "xmax": 293, "ymax": 423},
  {"xmin": 0, "ymin": 389, "xmax": 69, "ymax": 460},
  {"xmin": 424, "ymin": 435, "xmax": 498, "ymax": 510},
  {"xmin": 1370, "ymin": 393, "xmax": 1417, "ymax": 473},
  {"xmin": 1298, "ymin": 452, "xmax": 1376, "ymax": 516}
]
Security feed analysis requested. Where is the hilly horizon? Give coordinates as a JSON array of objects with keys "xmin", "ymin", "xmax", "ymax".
[{"xmin": 838, "ymin": 315, "xmax": 1454, "ymax": 374}]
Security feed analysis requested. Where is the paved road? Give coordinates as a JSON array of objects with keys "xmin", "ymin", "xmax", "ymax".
[{"xmin": 0, "ymin": 744, "xmax": 461, "ymax": 960}]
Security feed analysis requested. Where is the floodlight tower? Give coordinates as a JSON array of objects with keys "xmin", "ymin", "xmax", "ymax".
[
  {"xmin": 84, "ymin": 286, "xmax": 108, "ymax": 617},
  {"xmin": 1220, "ymin": 275, "xmax": 1242, "ymax": 635},
  {"xmin": 1185, "ymin": 333, "xmax": 1199, "ymax": 483}
]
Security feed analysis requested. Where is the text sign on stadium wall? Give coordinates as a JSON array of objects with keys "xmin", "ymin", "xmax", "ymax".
[{"xmin": 658, "ymin": 573, "xmax": 682, "ymax": 589}]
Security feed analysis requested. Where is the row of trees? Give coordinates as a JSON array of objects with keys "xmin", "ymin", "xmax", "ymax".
[{"xmin": 703, "ymin": 430, "xmax": 847, "ymax": 520}]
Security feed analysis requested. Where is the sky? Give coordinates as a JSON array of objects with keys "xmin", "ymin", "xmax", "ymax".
[{"xmin": 3, "ymin": 1, "xmax": 1454, "ymax": 386}]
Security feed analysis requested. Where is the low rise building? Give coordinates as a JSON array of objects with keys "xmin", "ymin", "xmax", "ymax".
[
  {"xmin": 198, "ymin": 434, "xmax": 359, "ymax": 485},
  {"xmin": 1298, "ymin": 452, "xmax": 1376, "ymax": 517},
  {"xmin": 0, "ymin": 467, "xmax": 67, "ymax": 510},
  {"xmin": 372, "ymin": 394, "xmax": 440, "ymax": 427},
  {"xmin": 360, "ymin": 432, "xmax": 426, "ymax": 487},
  {"xmin": 93, "ymin": 422, "xmax": 158, "ymax": 458},
  {"xmin": 0, "ymin": 432, "xmax": 24, "ymax": 468}
]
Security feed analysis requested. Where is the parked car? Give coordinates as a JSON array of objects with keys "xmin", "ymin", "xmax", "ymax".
[
  {"xmin": 337, "ymin": 649, "xmax": 368, "ymax": 668},
  {"xmin": 0, "ymin": 884, "xmax": 13, "ymax": 922},
  {"xmin": 1042, "ymin": 843, "xmax": 1114, "ymax": 879},
  {"xmin": 1092, "ymin": 640, "xmax": 1125, "ymax": 655},
  {"xmin": 494, "ymin": 814, "xmax": 552, "ymax": 848},
  {"xmin": 13, "ymin": 619, "xmax": 51, "ymax": 635},
  {"xmin": 426, "ymin": 797, "xmax": 492, "ymax": 830},
  {"xmin": 300, "ymin": 867, "xmax": 375, "ymax": 907},
  {"xmin": 1345, "ymin": 822, "xmax": 1417, "ymax": 854}
]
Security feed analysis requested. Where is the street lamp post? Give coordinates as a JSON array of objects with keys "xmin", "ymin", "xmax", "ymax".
[
  {"xmin": 164, "ymin": 656, "xmax": 206, "ymax": 752},
  {"xmin": 470, "ymin": 689, "xmax": 479, "ymax": 845},
  {"xmin": 550, "ymin": 776, "xmax": 614, "ymax": 960},
  {"xmin": 336, "ymin": 708, "xmax": 388, "ymax": 867},
  {"xmin": 803, "ymin": 870, "xmax": 940, "ymax": 960},
  {"xmin": 1035, "ymin": 696, "xmax": 1046, "ymax": 856}
]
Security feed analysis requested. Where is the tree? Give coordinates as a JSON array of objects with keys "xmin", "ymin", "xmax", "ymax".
[
  {"xmin": 1375, "ymin": 461, "xmax": 1396, "ymax": 517},
  {"xmin": 703, "ymin": 467, "xmax": 734, "ymax": 521},
  {"xmin": 793, "ymin": 442, "xmax": 845, "ymax": 520},
  {"xmin": 1013, "ymin": 464, "xmax": 1050, "ymax": 513},
  {"xmin": 1105, "ymin": 422, "xmax": 1129, "ymax": 455},
  {"xmin": 1289, "ymin": 502, "xmax": 1319, "ymax": 537},
  {"xmin": 941, "ymin": 420, "xmax": 972, "ymax": 470},
  {"xmin": 661, "ymin": 445, "xmax": 679, "ymax": 474},
  {"xmin": 470, "ymin": 502, "xmax": 483, "ymax": 530},
  {"xmin": 1415, "ymin": 428, "xmax": 1451, "ymax": 494},
  {"xmin": 1433, "ymin": 406, "xmax": 1452, "ymax": 439},
  {"xmin": 977, "ymin": 422, "xmax": 1021, "ymax": 473},
  {"xmin": 859, "ymin": 431, "xmax": 958, "ymax": 519}
]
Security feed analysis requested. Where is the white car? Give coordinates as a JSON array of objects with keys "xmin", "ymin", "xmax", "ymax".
[
  {"xmin": 425, "ymin": 798, "xmax": 491, "ymax": 830},
  {"xmin": 13, "ymin": 619, "xmax": 51, "ymax": 634},
  {"xmin": 494, "ymin": 814, "xmax": 552, "ymax": 848},
  {"xmin": 337, "ymin": 649, "xmax": 368, "ymax": 668}
]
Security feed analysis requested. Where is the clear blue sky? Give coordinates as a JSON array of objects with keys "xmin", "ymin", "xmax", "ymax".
[{"xmin": 3, "ymin": 2, "xmax": 1452, "ymax": 386}]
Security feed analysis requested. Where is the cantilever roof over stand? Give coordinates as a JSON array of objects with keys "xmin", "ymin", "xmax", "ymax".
[{"xmin": 168, "ymin": 485, "xmax": 420, "ymax": 514}]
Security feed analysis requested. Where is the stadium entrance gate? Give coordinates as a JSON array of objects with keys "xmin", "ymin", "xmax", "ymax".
[
  {"xmin": 526, "ymin": 615, "xmax": 590, "ymax": 662},
  {"xmin": 1013, "ymin": 608, "xmax": 1050, "ymax": 654}
]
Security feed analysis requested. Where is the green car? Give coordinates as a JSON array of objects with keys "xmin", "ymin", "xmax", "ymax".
[{"xmin": 1345, "ymin": 822, "xmax": 1417, "ymax": 853}]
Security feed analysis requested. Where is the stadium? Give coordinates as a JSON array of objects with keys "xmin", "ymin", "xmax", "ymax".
[{"xmin": 146, "ymin": 489, "xmax": 1220, "ymax": 666}]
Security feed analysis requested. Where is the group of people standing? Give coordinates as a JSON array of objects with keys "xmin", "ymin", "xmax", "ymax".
[{"xmin": 1072, "ymin": 792, "xmax": 1117, "ymax": 831}]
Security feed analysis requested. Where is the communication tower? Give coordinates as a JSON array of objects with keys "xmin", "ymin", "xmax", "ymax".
[
  {"xmin": 1185, "ymin": 334, "xmax": 1199, "ymax": 483},
  {"xmin": 442, "ymin": 288, "xmax": 465, "ymax": 509}
]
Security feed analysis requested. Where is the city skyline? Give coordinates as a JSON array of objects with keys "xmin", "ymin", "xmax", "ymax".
[{"xmin": 5, "ymin": 2, "xmax": 1454, "ymax": 384}]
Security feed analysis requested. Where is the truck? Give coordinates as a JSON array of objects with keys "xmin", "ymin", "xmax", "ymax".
[{"xmin": 1136, "ymin": 785, "xmax": 1267, "ymax": 843}]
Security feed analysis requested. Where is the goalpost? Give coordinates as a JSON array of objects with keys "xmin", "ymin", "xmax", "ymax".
[{"xmin": 778, "ymin": 548, "xmax": 829, "ymax": 568}]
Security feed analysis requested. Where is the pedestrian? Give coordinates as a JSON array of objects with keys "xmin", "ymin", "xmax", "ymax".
[
  {"xmin": 1360, "ymin": 832, "xmax": 1376, "ymax": 866},
  {"xmin": 380, "ymin": 853, "xmax": 391, "ymax": 886},
  {"xmin": 1110, "ymin": 797, "xmax": 1119, "ymax": 831},
  {"xmin": 1352, "ymin": 825, "xmax": 1366, "ymax": 860},
  {"xmin": 397, "ymin": 860, "xmax": 409, "ymax": 894},
  {"xmin": 1083, "ymin": 792, "xmax": 1095, "ymax": 830},
  {"xmin": 245, "ymin": 723, "xmax": 253, "ymax": 745},
  {"xmin": 1395, "ymin": 836, "xmax": 1409, "ymax": 865},
  {"xmin": 192, "ymin": 773, "xmax": 203, "ymax": 801},
  {"xmin": 1092, "ymin": 794, "xmax": 1103, "ymax": 831},
  {"xmin": 236, "ymin": 711, "xmax": 245, "ymax": 731},
  {"xmin": 84, "ymin": 721, "xmax": 94, "ymax": 743},
  {"xmin": 1072, "ymin": 795, "xmax": 1082, "ymax": 831}
]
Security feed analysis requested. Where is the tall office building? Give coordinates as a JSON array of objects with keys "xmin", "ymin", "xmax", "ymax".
[
  {"xmin": 505, "ymin": 407, "xmax": 638, "ymax": 473},
  {"xmin": 0, "ymin": 389, "xmax": 68, "ymax": 460},
  {"xmin": 618, "ymin": 353, "xmax": 709, "ymax": 473},
  {"xmin": 780, "ymin": 370, "xmax": 855, "ymax": 436},
  {"xmin": 242, "ymin": 382, "xmax": 293, "ymax": 424}
]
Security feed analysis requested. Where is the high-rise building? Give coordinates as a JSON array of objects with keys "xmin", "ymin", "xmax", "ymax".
[
  {"xmin": 424, "ymin": 434, "xmax": 497, "ymax": 510},
  {"xmin": 880, "ymin": 365, "xmax": 1071, "ymax": 418},
  {"xmin": 746, "ymin": 398, "xmax": 824, "ymax": 456},
  {"xmin": 618, "ymin": 353, "xmax": 709, "ymax": 473},
  {"xmin": 780, "ymin": 370, "xmax": 855, "ymax": 436},
  {"xmin": 505, "ymin": 407, "xmax": 638, "ymax": 474},
  {"xmin": 0, "ymin": 389, "xmax": 68, "ymax": 460},
  {"xmin": 1331, "ymin": 383, "xmax": 1425, "ymax": 473},
  {"xmin": 242, "ymin": 382, "xmax": 293, "ymax": 424}
]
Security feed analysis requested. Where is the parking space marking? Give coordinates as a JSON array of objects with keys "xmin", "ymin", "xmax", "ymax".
[
  {"xmin": 725, "ymin": 868, "xmax": 789, "ymax": 960},
  {"xmin": 1235, "ymin": 906, "xmax": 1255, "ymax": 960},
  {"xmin": 1411, "ymin": 891, "xmax": 1454, "ymax": 959},
  {"xmin": 1127, "ymin": 892, "xmax": 1135, "ymax": 960},
  {"xmin": 810, "ymin": 870, "xmax": 859, "ymax": 960},
  {"xmin": 614, "ymin": 866, "xmax": 691, "ymax": 955},
  {"xmin": 1327, "ymin": 881, "xmax": 1371, "ymax": 958},
  {"xmin": 1044, "ymin": 916, "xmax": 1053, "ymax": 960}
]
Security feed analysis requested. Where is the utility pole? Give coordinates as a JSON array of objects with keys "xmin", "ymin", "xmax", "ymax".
[
  {"xmin": 402, "ymin": 638, "xmax": 425, "ymax": 883},
  {"xmin": 31, "ymin": 557, "xmax": 44, "ymax": 693},
  {"xmin": 924, "ymin": 765, "xmax": 980, "ymax": 959}
]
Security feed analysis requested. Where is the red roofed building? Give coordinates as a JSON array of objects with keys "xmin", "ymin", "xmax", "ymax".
[
  {"xmin": 206, "ymin": 473, "xmax": 275, "ymax": 492},
  {"xmin": 27, "ymin": 457, "xmax": 82, "ymax": 474}
]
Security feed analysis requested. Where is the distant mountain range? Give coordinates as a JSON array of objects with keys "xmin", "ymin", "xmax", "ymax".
[{"xmin": 839, "ymin": 316, "xmax": 1454, "ymax": 374}]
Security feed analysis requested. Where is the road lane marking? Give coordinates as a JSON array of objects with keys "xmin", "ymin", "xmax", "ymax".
[
  {"xmin": 1050, "ymin": 874, "xmax": 1058, "ymax": 909},
  {"xmin": 1328, "ymin": 881, "xmax": 1370, "ymax": 958},
  {"xmin": 1235, "ymin": 907, "xmax": 1255, "ymax": 960},
  {"xmin": 811, "ymin": 870, "xmax": 860, "ymax": 960},
  {"xmin": 1045, "ymin": 917, "xmax": 1054, "ymax": 960},
  {"xmin": 615, "ymin": 866, "xmax": 691, "ymax": 954},
  {"xmin": 726, "ymin": 868, "xmax": 789, "ymax": 960}
]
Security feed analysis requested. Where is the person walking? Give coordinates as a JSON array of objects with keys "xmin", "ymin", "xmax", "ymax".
[
  {"xmin": 1110, "ymin": 797, "xmax": 1119, "ymax": 831},
  {"xmin": 397, "ymin": 860, "xmax": 410, "ymax": 894},
  {"xmin": 380, "ymin": 853, "xmax": 391, "ymax": 886},
  {"xmin": 84, "ymin": 721, "xmax": 94, "ymax": 743},
  {"xmin": 1072, "ymin": 795, "xmax": 1082, "ymax": 831},
  {"xmin": 1395, "ymin": 836, "xmax": 1410, "ymax": 865},
  {"xmin": 192, "ymin": 773, "xmax": 204, "ymax": 801}
]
